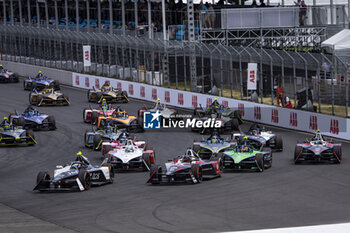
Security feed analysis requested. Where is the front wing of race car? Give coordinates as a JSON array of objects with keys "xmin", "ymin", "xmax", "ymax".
[
  {"xmin": 34, "ymin": 94, "xmax": 70, "ymax": 106},
  {"xmin": 0, "ymin": 134, "xmax": 37, "ymax": 146}
]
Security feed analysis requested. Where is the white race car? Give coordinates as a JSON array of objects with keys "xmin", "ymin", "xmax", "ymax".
[{"xmin": 107, "ymin": 140, "xmax": 155, "ymax": 171}]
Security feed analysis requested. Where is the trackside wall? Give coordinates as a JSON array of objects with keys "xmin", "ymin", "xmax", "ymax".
[{"xmin": 0, "ymin": 59, "xmax": 348, "ymax": 141}]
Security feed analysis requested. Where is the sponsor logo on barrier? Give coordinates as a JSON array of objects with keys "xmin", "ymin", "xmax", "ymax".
[
  {"xmin": 85, "ymin": 77, "xmax": 90, "ymax": 88},
  {"xmin": 271, "ymin": 109, "xmax": 278, "ymax": 123},
  {"xmin": 330, "ymin": 119, "xmax": 339, "ymax": 135},
  {"xmin": 192, "ymin": 95, "xmax": 198, "ymax": 108},
  {"xmin": 254, "ymin": 106, "xmax": 261, "ymax": 120},
  {"xmin": 152, "ymin": 88, "xmax": 157, "ymax": 100},
  {"xmin": 238, "ymin": 103, "xmax": 245, "ymax": 116},
  {"xmin": 140, "ymin": 86, "xmax": 145, "ymax": 98},
  {"xmin": 309, "ymin": 116, "xmax": 318, "ymax": 131},
  {"xmin": 222, "ymin": 100, "xmax": 228, "ymax": 108},
  {"xmin": 75, "ymin": 75, "xmax": 79, "ymax": 86},
  {"xmin": 178, "ymin": 93, "xmax": 184, "ymax": 105},
  {"xmin": 117, "ymin": 82, "xmax": 122, "ymax": 91},
  {"xmin": 95, "ymin": 79, "xmax": 100, "ymax": 89},
  {"xmin": 143, "ymin": 111, "xmax": 161, "ymax": 129},
  {"xmin": 290, "ymin": 112, "xmax": 298, "ymax": 127},
  {"xmin": 206, "ymin": 98, "xmax": 212, "ymax": 108},
  {"xmin": 165, "ymin": 91, "xmax": 170, "ymax": 103},
  {"xmin": 128, "ymin": 84, "xmax": 134, "ymax": 96}
]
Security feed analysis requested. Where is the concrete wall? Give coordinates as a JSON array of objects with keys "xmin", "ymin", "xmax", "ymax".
[{"xmin": 0, "ymin": 60, "xmax": 73, "ymax": 86}]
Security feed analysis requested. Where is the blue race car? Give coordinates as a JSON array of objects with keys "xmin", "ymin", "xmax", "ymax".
[
  {"xmin": 9, "ymin": 105, "xmax": 56, "ymax": 130},
  {"xmin": 23, "ymin": 73, "xmax": 60, "ymax": 91}
]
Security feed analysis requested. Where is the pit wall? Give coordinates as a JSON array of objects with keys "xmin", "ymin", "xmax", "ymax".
[{"xmin": 1, "ymin": 60, "xmax": 348, "ymax": 141}]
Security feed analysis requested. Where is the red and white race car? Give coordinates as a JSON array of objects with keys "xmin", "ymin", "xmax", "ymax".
[
  {"xmin": 106, "ymin": 139, "xmax": 155, "ymax": 171},
  {"xmin": 147, "ymin": 149, "xmax": 223, "ymax": 185},
  {"xmin": 294, "ymin": 130, "xmax": 342, "ymax": 164},
  {"xmin": 83, "ymin": 105, "xmax": 119, "ymax": 124}
]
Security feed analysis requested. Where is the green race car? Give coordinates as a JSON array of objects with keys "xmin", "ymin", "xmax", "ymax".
[{"xmin": 221, "ymin": 143, "xmax": 272, "ymax": 172}]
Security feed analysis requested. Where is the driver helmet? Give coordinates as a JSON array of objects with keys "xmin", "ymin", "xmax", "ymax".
[
  {"xmin": 252, "ymin": 130, "xmax": 258, "ymax": 135},
  {"xmin": 106, "ymin": 126, "xmax": 113, "ymax": 134},
  {"xmin": 182, "ymin": 156, "xmax": 191, "ymax": 163},
  {"xmin": 28, "ymin": 110, "xmax": 35, "ymax": 117},
  {"xmin": 38, "ymin": 71, "xmax": 43, "ymax": 79},
  {"xmin": 0, "ymin": 64, "xmax": 3, "ymax": 69},
  {"xmin": 211, "ymin": 136, "xmax": 218, "ymax": 144},
  {"xmin": 314, "ymin": 129, "xmax": 323, "ymax": 140},
  {"xmin": 71, "ymin": 162, "xmax": 81, "ymax": 170},
  {"xmin": 125, "ymin": 145, "xmax": 134, "ymax": 153}
]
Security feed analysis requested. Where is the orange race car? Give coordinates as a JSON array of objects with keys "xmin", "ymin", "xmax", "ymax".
[{"xmin": 95, "ymin": 107, "xmax": 143, "ymax": 132}]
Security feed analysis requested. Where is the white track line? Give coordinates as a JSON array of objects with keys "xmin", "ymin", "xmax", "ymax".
[{"xmin": 222, "ymin": 223, "xmax": 350, "ymax": 233}]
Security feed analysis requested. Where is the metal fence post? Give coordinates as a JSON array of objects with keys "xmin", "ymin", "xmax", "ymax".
[
  {"xmin": 27, "ymin": 0, "xmax": 31, "ymax": 26},
  {"xmin": 65, "ymin": 0, "xmax": 68, "ymax": 30},
  {"xmin": 307, "ymin": 52, "xmax": 321, "ymax": 113},
  {"xmin": 18, "ymin": 0, "xmax": 23, "ymax": 26},
  {"xmin": 36, "ymin": 0, "xmax": 40, "ymax": 28},
  {"xmin": 109, "ymin": 0, "xmax": 113, "ymax": 34},
  {"xmin": 296, "ymin": 52, "xmax": 309, "ymax": 111},
  {"xmin": 10, "ymin": 0, "xmax": 13, "ymax": 25},
  {"xmin": 75, "ymin": 0, "xmax": 79, "ymax": 31},
  {"xmin": 98, "ymin": 0, "xmax": 101, "ymax": 33},
  {"xmin": 54, "ymin": 0, "xmax": 58, "ymax": 29},
  {"xmin": 45, "ymin": 0, "xmax": 49, "ymax": 28},
  {"xmin": 86, "ymin": 0, "xmax": 90, "ymax": 32},
  {"xmin": 261, "ymin": 49, "xmax": 274, "ymax": 105}
]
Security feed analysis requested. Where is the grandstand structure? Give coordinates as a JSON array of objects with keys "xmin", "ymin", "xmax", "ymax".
[{"xmin": 0, "ymin": 0, "xmax": 349, "ymax": 117}]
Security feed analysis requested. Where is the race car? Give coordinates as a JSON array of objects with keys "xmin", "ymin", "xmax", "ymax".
[
  {"xmin": 23, "ymin": 74, "xmax": 60, "ymax": 91},
  {"xmin": 33, "ymin": 153, "xmax": 114, "ymax": 192},
  {"xmin": 192, "ymin": 99, "xmax": 242, "ymax": 134},
  {"xmin": 83, "ymin": 99, "xmax": 116, "ymax": 123},
  {"xmin": 29, "ymin": 87, "xmax": 70, "ymax": 106},
  {"xmin": 192, "ymin": 131, "xmax": 235, "ymax": 160},
  {"xmin": 222, "ymin": 137, "xmax": 272, "ymax": 172},
  {"xmin": 84, "ymin": 125, "xmax": 123, "ymax": 150},
  {"xmin": 137, "ymin": 98, "xmax": 178, "ymax": 125},
  {"xmin": 9, "ymin": 105, "xmax": 56, "ymax": 130},
  {"xmin": 87, "ymin": 82, "xmax": 128, "ymax": 103},
  {"xmin": 0, "ymin": 118, "xmax": 36, "ymax": 146},
  {"xmin": 106, "ymin": 139, "xmax": 155, "ymax": 171},
  {"xmin": 0, "ymin": 66, "xmax": 19, "ymax": 83},
  {"xmin": 294, "ymin": 130, "xmax": 342, "ymax": 164},
  {"xmin": 95, "ymin": 107, "xmax": 143, "ymax": 132},
  {"xmin": 232, "ymin": 123, "xmax": 283, "ymax": 151},
  {"xmin": 101, "ymin": 130, "xmax": 147, "ymax": 156},
  {"xmin": 147, "ymin": 149, "xmax": 222, "ymax": 185}
]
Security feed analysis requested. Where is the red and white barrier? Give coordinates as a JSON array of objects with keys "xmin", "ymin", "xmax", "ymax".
[{"xmin": 72, "ymin": 73, "xmax": 349, "ymax": 141}]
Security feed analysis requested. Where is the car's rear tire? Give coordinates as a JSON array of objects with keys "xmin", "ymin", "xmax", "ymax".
[
  {"xmin": 294, "ymin": 146, "xmax": 302, "ymax": 164},
  {"xmin": 29, "ymin": 93, "xmax": 36, "ymax": 105},
  {"xmin": 212, "ymin": 156, "xmax": 224, "ymax": 176},
  {"xmin": 36, "ymin": 95, "xmax": 43, "ymax": 106},
  {"xmin": 87, "ymin": 90, "xmax": 93, "ymax": 102},
  {"xmin": 191, "ymin": 164, "xmax": 203, "ymax": 183},
  {"xmin": 54, "ymin": 80, "xmax": 60, "ymax": 90},
  {"xmin": 149, "ymin": 165, "xmax": 162, "ymax": 184},
  {"xmin": 36, "ymin": 171, "xmax": 50, "ymax": 185},
  {"xmin": 26, "ymin": 130, "xmax": 35, "ymax": 145},
  {"xmin": 333, "ymin": 146, "xmax": 342, "ymax": 164},
  {"xmin": 256, "ymin": 154, "xmax": 265, "ymax": 172},
  {"xmin": 262, "ymin": 147, "xmax": 272, "ymax": 168},
  {"xmin": 275, "ymin": 135, "xmax": 283, "ymax": 151},
  {"xmin": 78, "ymin": 170, "xmax": 91, "ymax": 191},
  {"xmin": 17, "ymin": 117, "xmax": 25, "ymax": 127},
  {"xmin": 231, "ymin": 118, "xmax": 240, "ymax": 130},
  {"xmin": 83, "ymin": 108, "xmax": 89, "ymax": 123},
  {"xmin": 121, "ymin": 91, "xmax": 128, "ymax": 103},
  {"xmin": 234, "ymin": 110, "xmax": 243, "ymax": 124},
  {"xmin": 102, "ymin": 145, "xmax": 111, "ymax": 156},
  {"xmin": 48, "ymin": 116, "xmax": 56, "ymax": 130},
  {"xmin": 143, "ymin": 153, "xmax": 152, "ymax": 171},
  {"xmin": 91, "ymin": 111, "xmax": 99, "ymax": 125},
  {"xmin": 108, "ymin": 166, "xmax": 114, "ymax": 183},
  {"xmin": 93, "ymin": 134, "xmax": 102, "ymax": 150}
]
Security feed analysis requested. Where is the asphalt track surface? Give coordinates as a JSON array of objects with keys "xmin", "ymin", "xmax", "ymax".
[{"xmin": 1, "ymin": 82, "xmax": 350, "ymax": 233}]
